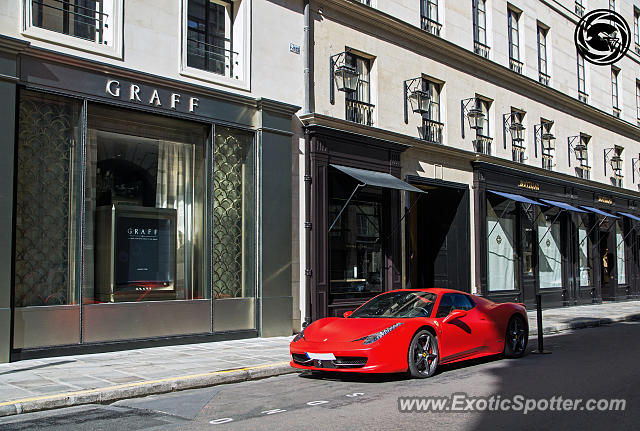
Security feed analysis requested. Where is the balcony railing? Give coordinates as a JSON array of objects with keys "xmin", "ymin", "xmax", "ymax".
[
  {"xmin": 474, "ymin": 41, "xmax": 490, "ymax": 59},
  {"xmin": 421, "ymin": 16, "xmax": 442, "ymax": 37},
  {"xmin": 539, "ymin": 72, "xmax": 550, "ymax": 86},
  {"xmin": 542, "ymin": 154, "xmax": 554, "ymax": 171},
  {"xmin": 355, "ymin": 0, "xmax": 371, "ymax": 5},
  {"xmin": 421, "ymin": 119, "xmax": 444, "ymax": 144},
  {"xmin": 576, "ymin": 164, "xmax": 591, "ymax": 180},
  {"xmin": 575, "ymin": 2, "xmax": 585, "ymax": 17},
  {"xmin": 578, "ymin": 91, "xmax": 589, "ymax": 103},
  {"xmin": 187, "ymin": 37, "xmax": 239, "ymax": 79},
  {"xmin": 346, "ymin": 99, "xmax": 375, "ymax": 126},
  {"xmin": 613, "ymin": 107, "xmax": 621, "ymax": 118},
  {"xmin": 474, "ymin": 135, "xmax": 492, "ymax": 155},
  {"xmin": 512, "ymin": 145, "xmax": 526, "ymax": 163},
  {"xmin": 611, "ymin": 175, "xmax": 623, "ymax": 188},
  {"xmin": 31, "ymin": 0, "xmax": 109, "ymax": 44},
  {"xmin": 509, "ymin": 58, "xmax": 523, "ymax": 74}
]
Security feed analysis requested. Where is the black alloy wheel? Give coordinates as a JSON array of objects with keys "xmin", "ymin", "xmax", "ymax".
[{"xmin": 407, "ymin": 329, "xmax": 439, "ymax": 378}]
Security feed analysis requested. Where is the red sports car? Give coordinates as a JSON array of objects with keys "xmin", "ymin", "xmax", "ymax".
[{"xmin": 290, "ymin": 288, "xmax": 528, "ymax": 378}]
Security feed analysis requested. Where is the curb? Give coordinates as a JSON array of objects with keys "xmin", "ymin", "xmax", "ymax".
[
  {"xmin": 0, "ymin": 362, "xmax": 297, "ymax": 418},
  {"xmin": 529, "ymin": 312, "xmax": 640, "ymax": 336}
]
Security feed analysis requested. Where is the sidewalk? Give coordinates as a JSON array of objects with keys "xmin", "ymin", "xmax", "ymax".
[{"xmin": 0, "ymin": 300, "xmax": 639, "ymax": 417}]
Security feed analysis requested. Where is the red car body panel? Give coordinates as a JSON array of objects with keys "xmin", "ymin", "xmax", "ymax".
[{"xmin": 290, "ymin": 288, "xmax": 527, "ymax": 373}]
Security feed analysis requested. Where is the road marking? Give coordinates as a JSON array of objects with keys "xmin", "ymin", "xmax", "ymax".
[
  {"xmin": 262, "ymin": 409, "xmax": 287, "ymax": 415},
  {"xmin": 307, "ymin": 400, "xmax": 329, "ymax": 406},
  {"xmin": 0, "ymin": 362, "xmax": 290, "ymax": 408},
  {"xmin": 209, "ymin": 418, "xmax": 234, "ymax": 425},
  {"xmin": 346, "ymin": 392, "xmax": 365, "ymax": 397}
]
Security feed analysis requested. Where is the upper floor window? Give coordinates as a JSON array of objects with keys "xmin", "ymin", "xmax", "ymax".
[
  {"xmin": 473, "ymin": 0, "xmax": 490, "ymax": 58},
  {"xmin": 181, "ymin": 0, "xmax": 249, "ymax": 89},
  {"xmin": 577, "ymin": 53, "xmax": 588, "ymax": 103},
  {"xmin": 421, "ymin": 0, "xmax": 441, "ymax": 36},
  {"xmin": 634, "ymin": 8, "xmax": 640, "ymax": 54},
  {"xmin": 421, "ymin": 78, "xmax": 443, "ymax": 144},
  {"xmin": 575, "ymin": 1, "xmax": 585, "ymax": 17},
  {"xmin": 345, "ymin": 53, "xmax": 374, "ymax": 126},
  {"xmin": 576, "ymin": 134, "xmax": 591, "ymax": 180},
  {"xmin": 636, "ymin": 80, "xmax": 640, "ymax": 125},
  {"xmin": 474, "ymin": 97, "xmax": 492, "ymax": 155},
  {"xmin": 509, "ymin": 109, "xmax": 526, "ymax": 163},
  {"xmin": 23, "ymin": 0, "xmax": 122, "ymax": 58},
  {"xmin": 508, "ymin": 8, "xmax": 522, "ymax": 74},
  {"xmin": 537, "ymin": 25, "xmax": 549, "ymax": 85},
  {"xmin": 611, "ymin": 67, "xmax": 620, "ymax": 117}
]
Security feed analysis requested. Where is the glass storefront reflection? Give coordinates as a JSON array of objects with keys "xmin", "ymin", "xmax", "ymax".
[{"xmin": 486, "ymin": 195, "xmax": 518, "ymax": 292}]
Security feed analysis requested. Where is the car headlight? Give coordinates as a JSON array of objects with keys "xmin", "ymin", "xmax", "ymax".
[
  {"xmin": 293, "ymin": 326, "xmax": 306, "ymax": 342},
  {"xmin": 353, "ymin": 323, "xmax": 403, "ymax": 345}
]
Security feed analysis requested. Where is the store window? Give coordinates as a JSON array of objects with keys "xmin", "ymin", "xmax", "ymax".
[
  {"xmin": 14, "ymin": 91, "xmax": 83, "ymax": 307},
  {"xmin": 616, "ymin": 221, "xmax": 626, "ymax": 284},
  {"xmin": 578, "ymin": 220, "xmax": 592, "ymax": 287},
  {"xmin": 486, "ymin": 194, "xmax": 517, "ymax": 291},
  {"xmin": 329, "ymin": 173, "xmax": 384, "ymax": 297},
  {"xmin": 83, "ymin": 105, "xmax": 208, "ymax": 304},
  {"xmin": 538, "ymin": 209, "xmax": 563, "ymax": 288}
]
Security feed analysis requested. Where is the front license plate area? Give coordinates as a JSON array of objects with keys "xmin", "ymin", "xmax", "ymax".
[{"xmin": 306, "ymin": 352, "xmax": 336, "ymax": 360}]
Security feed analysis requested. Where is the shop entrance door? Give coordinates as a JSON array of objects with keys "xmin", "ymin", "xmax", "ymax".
[
  {"xmin": 408, "ymin": 180, "xmax": 470, "ymax": 292},
  {"xmin": 599, "ymin": 229, "xmax": 615, "ymax": 300}
]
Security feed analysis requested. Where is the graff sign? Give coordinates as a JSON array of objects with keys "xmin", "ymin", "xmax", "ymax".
[{"xmin": 105, "ymin": 79, "xmax": 200, "ymax": 112}]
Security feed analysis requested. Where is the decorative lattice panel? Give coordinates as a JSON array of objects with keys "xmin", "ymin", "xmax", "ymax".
[
  {"xmin": 213, "ymin": 130, "xmax": 245, "ymax": 298},
  {"xmin": 14, "ymin": 94, "xmax": 76, "ymax": 306}
]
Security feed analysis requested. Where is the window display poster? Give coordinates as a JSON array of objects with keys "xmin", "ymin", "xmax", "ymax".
[{"xmin": 115, "ymin": 216, "xmax": 174, "ymax": 286}]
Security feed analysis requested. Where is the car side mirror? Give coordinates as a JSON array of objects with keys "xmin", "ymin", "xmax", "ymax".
[
  {"xmin": 443, "ymin": 309, "xmax": 467, "ymax": 324},
  {"xmin": 343, "ymin": 311, "xmax": 353, "ymax": 318}
]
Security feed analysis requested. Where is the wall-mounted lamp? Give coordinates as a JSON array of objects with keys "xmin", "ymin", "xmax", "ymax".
[
  {"xmin": 534, "ymin": 123, "xmax": 555, "ymax": 158},
  {"xmin": 604, "ymin": 146, "xmax": 623, "ymax": 177},
  {"xmin": 330, "ymin": 51, "xmax": 359, "ymax": 105},
  {"xmin": 460, "ymin": 97, "xmax": 485, "ymax": 139},
  {"xmin": 404, "ymin": 77, "xmax": 430, "ymax": 123},
  {"xmin": 568, "ymin": 135, "xmax": 589, "ymax": 167},
  {"xmin": 503, "ymin": 112, "xmax": 525, "ymax": 150}
]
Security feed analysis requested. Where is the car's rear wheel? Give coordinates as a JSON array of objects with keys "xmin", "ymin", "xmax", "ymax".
[
  {"xmin": 504, "ymin": 315, "xmax": 528, "ymax": 358},
  {"xmin": 407, "ymin": 329, "xmax": 439, "ymax": 378}
]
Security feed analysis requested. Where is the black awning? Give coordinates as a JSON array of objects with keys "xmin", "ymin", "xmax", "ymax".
[{"xmin": 331, "ymin": 164, "xmax": 424, "ymax": 193}]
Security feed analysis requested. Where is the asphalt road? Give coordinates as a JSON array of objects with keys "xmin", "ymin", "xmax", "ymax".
[{"xmin": 1, "ymin": 322, "xmax": 639, "ymax": 431}]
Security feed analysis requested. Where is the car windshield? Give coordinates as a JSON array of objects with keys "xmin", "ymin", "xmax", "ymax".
[{"xmin": 350, "ymin": 291, "xmax": 437, "ymax": 318}]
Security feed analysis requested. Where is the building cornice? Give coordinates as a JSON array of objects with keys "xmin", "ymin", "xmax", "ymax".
[
  {"xmin": 315, "ymin": 0, "xmax": 640, "ymax": 141},
  {"xmin": 0, "ymin": 35, "xmax": 30, "ymax": 56}
]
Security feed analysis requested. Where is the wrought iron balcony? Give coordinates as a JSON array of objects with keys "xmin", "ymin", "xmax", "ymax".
[
  {"xmin": 576, "ymin": 164, "xmax": 591, "ymax": 180},
  {"xmin": 31, "ymin": 0, "xmax": 110, "ymax": 44},
  {"xmin": 575, "ymin": 2, "xmax": 585, "ymax": 17},
  {"xmin": 509, "ymin": 58, "xmax": 523, "ymax": 74},
  {"xmin": 421, "ymin": 16, "xmax": 442, "ymax": 37},
  {"xmin": 355, "ymin": 0, "xmax": 371, "ymax": 5},
  {"xmin": 474, "ymin": 41, "xmax": 490, "ymax": 59},
  {"xmin": 542, "ymin": 154, "xmax": 554, "ymax": 171},
  {"xmin": 346, "ymin": 99, "xmax": 375, "ymax": 126},
  {"xmin": 474, "ymin": 135, "xmax": 492, "ymax": 155},
  {"xmin": 578, "ymin": 91, "xmax": 589, "ymax": 104},
  {"xmin": 187, "ymin": 37, "xmax": 240, "ymax": 79},
  {"xmin": 539, "ymin": 72, "xmax": 550, "ymax": 86},
  {"xmin": 420, "ymin": 119, "xmax": 444, "ymax": 144},
  {"xmin": 613, "ymin": 107, "xmax": 621, "ymax": 118},
  {"xmin": 512, "ymin": 145, "xmax": 526, "ymax": 163}
]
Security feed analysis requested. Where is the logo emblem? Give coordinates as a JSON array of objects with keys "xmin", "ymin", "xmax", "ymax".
[
  {"xmin": 575, "ymin": 9, "xmax": 630, "ymax": 65},
  {"xmin": 496, "ymin": 235, "xmax": 502, "ymax": 245}
]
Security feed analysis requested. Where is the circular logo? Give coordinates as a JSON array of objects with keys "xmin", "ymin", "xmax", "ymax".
[{"xmin": 575, "ymin": 9, "xmax": 630, "ymax": 65}]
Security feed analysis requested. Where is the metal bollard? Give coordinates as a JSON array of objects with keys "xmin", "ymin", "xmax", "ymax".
[{"xmin": 531, "ymin": 293, "xmax": 551, "ymax": 354}]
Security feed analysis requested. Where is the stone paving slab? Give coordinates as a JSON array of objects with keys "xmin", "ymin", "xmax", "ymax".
[{"xmin": 0, "ymin": 300, "xmax": 639, "ymax": 417}]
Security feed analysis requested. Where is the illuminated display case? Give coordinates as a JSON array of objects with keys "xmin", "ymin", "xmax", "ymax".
[{"xmin": 95, "ymin": 205, "xmax": 177, "ymax": 302}]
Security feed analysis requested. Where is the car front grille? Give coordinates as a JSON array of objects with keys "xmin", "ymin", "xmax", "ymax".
[{"xmin": 292, "ymin": 354, "xmax": 368, "ymax": 369}]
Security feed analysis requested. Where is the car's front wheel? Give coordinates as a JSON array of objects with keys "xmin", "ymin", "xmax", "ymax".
[
  {"xmin": 407, "ymin": 329, "xmax": 439, "ymax": 378},
  {"xmin": 504, "ymin": 315, "xmax": 528, "ymax": 358}
]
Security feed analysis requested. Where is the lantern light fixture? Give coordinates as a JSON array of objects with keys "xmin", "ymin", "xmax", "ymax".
[
  {"xmin": 461, "ymin": 97, "xmax": 485, "ymax": 139},
  {"xmin": 330, "ymin": 51, "xmax": 360, "ymax": 104}
]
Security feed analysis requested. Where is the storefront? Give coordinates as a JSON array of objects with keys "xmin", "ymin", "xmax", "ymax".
[
  {"xmin": 0, "ymin": 44, "xmax": 298, "ymax": 361},
  {"xmin": 474, "ymin": 162, "xmax": 640, "ymax": 309},
  {"xmin": 304, "ymin": 125, "xmax": 419, "ymax": 320}
]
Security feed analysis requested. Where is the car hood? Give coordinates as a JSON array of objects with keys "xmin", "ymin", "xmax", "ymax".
[{"xmin": 303, "ymin": 317, "xmax": 405, "ymax": 343}]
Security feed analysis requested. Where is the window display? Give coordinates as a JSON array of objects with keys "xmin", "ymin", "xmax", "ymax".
[
  {"xmin": 538, "ymin": 213, "xmax": 563, "ymax": 288},
  {"xmin": 85, "ymin": 104, "xmax": 207, "ymax": 303},
  {"xmin": 486, "ymin": 195, "xmax": 517, "ymax": 291}
]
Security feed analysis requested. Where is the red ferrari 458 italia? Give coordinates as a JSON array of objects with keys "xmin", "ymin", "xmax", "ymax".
[{"xmin": 290, "ymin": 288, "xmax": 528, "ymax": 378}]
